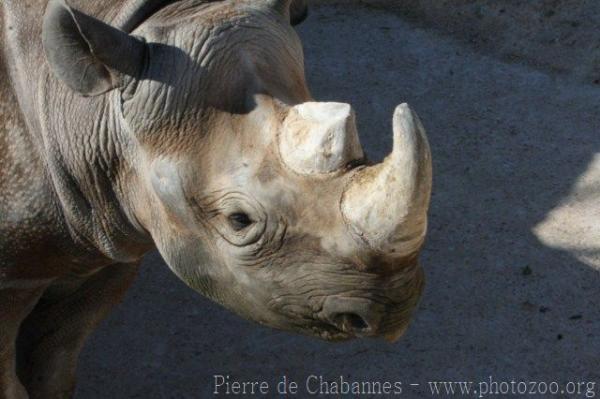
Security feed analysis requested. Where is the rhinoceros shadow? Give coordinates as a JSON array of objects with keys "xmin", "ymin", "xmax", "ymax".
[{"xmin": 75, "ymin": 5, "xmax": 600, "ymax": 398}]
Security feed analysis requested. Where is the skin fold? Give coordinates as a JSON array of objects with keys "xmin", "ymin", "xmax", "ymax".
[{"xmin": 0, "ymin": 0, "xmax": 430, "ymax": 397}]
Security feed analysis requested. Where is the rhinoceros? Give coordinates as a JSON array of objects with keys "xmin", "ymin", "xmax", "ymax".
[{"xmin": 0, "ymin": 0, "xmax": 432, "ymax": 397}]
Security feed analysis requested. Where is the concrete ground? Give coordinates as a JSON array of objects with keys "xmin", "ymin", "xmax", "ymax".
[
  {"xmin": 76, "ymin": 3, "xmax": 600, "ymax": 398},
  {"xmin": 360, "ymin": 0, "xmax": 600, "ymax": 85}
]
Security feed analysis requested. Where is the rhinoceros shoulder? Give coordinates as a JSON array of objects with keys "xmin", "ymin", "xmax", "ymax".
[{"xmin": 0, "ymin": 4, "xmax": 71, "ymax": 277}]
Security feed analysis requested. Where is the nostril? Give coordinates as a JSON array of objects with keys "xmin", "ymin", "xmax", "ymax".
[
  {"xmin": 335, "ymin": 313, "xmax": 370, "ymax": 333},
  {"xmin": 321, "ymin": 297, "xmax": 382, "ymax": 336},
  {"xmin": 346, "ymin": 313, "xmax": 369, "ymax": 330}
]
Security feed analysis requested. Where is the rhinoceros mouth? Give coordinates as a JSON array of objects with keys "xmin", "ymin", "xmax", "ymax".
[
  {"xmin": 307, "ymin": 317, "xmax": 411, "ymax": 343},
  {"xmin": 306, "ymin": 321, "xmax": 359, "ymax": 342}
]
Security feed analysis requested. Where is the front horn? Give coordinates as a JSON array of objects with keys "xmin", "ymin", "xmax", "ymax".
[{"xmin": 341, "ymin": 104, "xmax": 432, "ymax": 257}]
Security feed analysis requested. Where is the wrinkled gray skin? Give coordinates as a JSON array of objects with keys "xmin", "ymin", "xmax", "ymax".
[{"xmin": 0, "ymin": 0, "xmax": 426, "ymax": 397}]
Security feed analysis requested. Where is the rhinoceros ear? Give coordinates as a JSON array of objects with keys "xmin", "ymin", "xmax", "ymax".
[
  {"xmin": 42, "ymin": 0, "xmax": 146, "ymax": 97},
  {"xmin": 262, "ymin": 0, "xmax": 308, "ymax": 26}
]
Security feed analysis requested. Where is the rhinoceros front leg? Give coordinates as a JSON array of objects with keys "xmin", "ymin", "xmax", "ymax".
[
  {"xmin": 0, "ymin": 287, "xmax": 46, "ymax": 399},
  {"xmin": 16, "ymin": 262, "xmax": 139, "ymax": 399}
]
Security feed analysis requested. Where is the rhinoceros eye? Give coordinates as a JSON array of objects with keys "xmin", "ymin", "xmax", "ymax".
[{"xmin": 228, "ymin": 212, "xmax": 254, "ymax": 231}]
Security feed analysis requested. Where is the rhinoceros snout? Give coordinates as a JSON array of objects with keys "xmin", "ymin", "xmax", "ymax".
[{"xmin": 318, "ymin": 271, "xmax": 423, "ymax": 342}]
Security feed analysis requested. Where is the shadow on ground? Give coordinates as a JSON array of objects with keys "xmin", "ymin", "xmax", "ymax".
[{"xmin": 76, "ymin": 4, "xmax": 600, "ymax": 398}]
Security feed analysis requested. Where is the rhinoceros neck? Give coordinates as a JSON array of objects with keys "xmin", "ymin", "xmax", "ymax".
[
  {"xmin": 39, "ymin": 86, "xmax": 154, "ymax": 264},
  {"xmin": 112, "ymin": 0, "xmax": 182, "ymax": 32}
]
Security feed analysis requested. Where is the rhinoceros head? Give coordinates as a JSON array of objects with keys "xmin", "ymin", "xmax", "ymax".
[{"xmin": 43, "ymin": 0, "xmax": 431, "ymax": 341}]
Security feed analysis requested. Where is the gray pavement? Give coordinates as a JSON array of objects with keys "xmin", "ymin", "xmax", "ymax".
[{"xmin": 76, "ymin": 4, "xmax": 600, "ymax": 398}]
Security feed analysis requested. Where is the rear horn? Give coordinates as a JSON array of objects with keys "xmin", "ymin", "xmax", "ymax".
[{"xmin": 279, "ymin": 102, "xmax": 364, "ymax": 175}]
